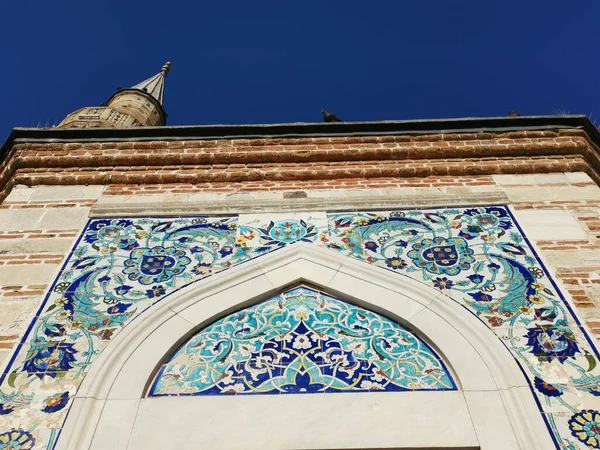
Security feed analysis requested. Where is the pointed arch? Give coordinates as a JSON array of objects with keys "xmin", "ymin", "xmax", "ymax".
[
  {"xmin": 148, "ymin": 285, "xmax": 456, "ymax": 396},
  {"xmin": 58, "ymin": 243, "xmax": 554, "ymax": 450}
]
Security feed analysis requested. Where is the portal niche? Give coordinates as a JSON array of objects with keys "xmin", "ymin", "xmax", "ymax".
[{"xmin": 148, "ymin": 286, "xmax": 456, "ymax": 396}]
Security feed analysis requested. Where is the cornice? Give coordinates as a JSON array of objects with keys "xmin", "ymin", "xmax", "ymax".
[
  {"xmin": 2, "ymin": 115, "xmax": 599, "ymax": 160},
  {"xmin": 1, "ymin": 115, "xmax": 600, "ymax": 203}
]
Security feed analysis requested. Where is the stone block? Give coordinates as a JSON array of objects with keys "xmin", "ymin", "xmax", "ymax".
[
  {"xmin": 565, "ymin": 172, "xmax": 593, "ymax": 183},
  {"xmin": 95, "ymin": 195, "xmax": 132, "ymax": 205},
  {"xmin": 107, "ymin": 314, "xmax": 191, "ymax": 400},
  {"xmin": 494, "ymin": 173, "xmax": 570, "ymax": 185},
  {"xmin": 0, "ymin": 238, "xmax": 75, "ymax": 255},
  {"xmin": 504, "ymin": 186, "xmax": 600, "ymax": 202},
  {"xmin": 513, "ymin": 210, "xmax": 587, "ymax": 240},
  {"xmin": 89, "ymin": 399, "xmax": 140, "ymax": 450},
  {"xmin": 36, "ymin": 208, "xmax": 90, "ymax": 230},
  {"xmin": 185, "ymin": 193, "xmax": 229, "ymax": 203},
  {"xmin": 248, "ymin": 191, "xmax": 290, "ymax": 200},
  {"xmin": 0, "ymin": 349, "xmax": 11, "ymax": 371},
  {"xmin": 463, "ymin": 391, "xmax": 519, "ymax": 450},
  {"xmin": 0, "ymin": 264, "xmax": 60, "ymax": 285},
  {"xmin": 4, "ymin": 185, "xmax": 33, "ymax": 202},
  {"xmin": 0, "ymin": 209, "xmax": 45, "ymax": 231},
  {"xmin": 118, "ymin": 194, "xmax": 188, "ymax": 204},
  {"xmin": 0, "ymin": 296, "xmax": 42, "ymax": 338},
  {"xmin": 128, "ymin": 392, "xmax": 476, "ymax": 450},
  {"xmin": 544, "ymin": 250, "xmax": 600, "ymax": 267},
  {"xmin": 29, "ymin": 185, "xmax": 105, "ymax": 201}
]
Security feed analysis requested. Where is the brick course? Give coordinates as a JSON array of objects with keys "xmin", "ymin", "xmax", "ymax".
[{"xmin": 1, "ymin": 129, "xmax": 600, "ymax": 203}]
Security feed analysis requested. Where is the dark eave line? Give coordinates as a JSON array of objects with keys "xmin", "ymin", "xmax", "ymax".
[{"xmin": 2, "ymin": 115, "xmax": 599, "ymax": 165}]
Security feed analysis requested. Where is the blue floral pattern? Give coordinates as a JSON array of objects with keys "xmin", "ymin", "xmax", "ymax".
[
  {"xmin": 407, "ymin": 236, "xmax": 474, "ymax": 275},
  {"xmin": 569, "ymin": 410, "xmax": 600, "ymax": 449},
  {"xmin": 0, "ymin": 208, "xmax": 598, "ymax": 449},
  {"xmin": 150, "ymin": 286, "xmax": 455, "ymax": 396},
  {"xmin": 123, "ymin": 246, "xmax": 191, "ymax": 285},
  {"xmin": 525, "ymin": 326, "xmax": 580, "ymax": 363},
  {"xmin": 0, "ymin": 430, "xmax": 34, "ymax": 450},
  {"xmin": 22, "ymin": 339, "xmax": 77, "ymax": 378},
  {"xmin": 41, "ymin": 392, "xmax": 69, "ymax": 414},
  {"xmin": 327, "ymin": 207, "xmax": 600, "ymax": 449}
]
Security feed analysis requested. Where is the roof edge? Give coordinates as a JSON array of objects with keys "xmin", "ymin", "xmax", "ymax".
[{"xmin": 2, "ymin": 115, "xmax": 599, "ymax": 163}]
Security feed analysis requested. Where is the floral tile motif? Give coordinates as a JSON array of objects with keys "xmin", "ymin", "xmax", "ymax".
[
  {"xmin": 149, "ymin": 286, "xmax": 456, "ymax": 396},
  {"xmin": 0, "ymin": 216, "xmax": 245, "ymax": 450},
  {"xmin": 327, "ymin": 207, "xmax": 600, "ymax": 449},
  {"xmin": 236, "ymin": 212, "xmax": 329, "ymax": 254},
  {"xmin": 567, "ymin": 410, "xmax": 600, "ymax": 449},
  {"xmin": 0, "ymin": 207, "xmax": 598, "ymax": 449},
  {"xmin": 0, "ymin": 429, "xmax": 37, "ymax": 450}
]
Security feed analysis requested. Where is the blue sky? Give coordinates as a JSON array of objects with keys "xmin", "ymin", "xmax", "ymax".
[{"xmin": 1, "ymin": 1, "xmax": 599, "ymax": 140}]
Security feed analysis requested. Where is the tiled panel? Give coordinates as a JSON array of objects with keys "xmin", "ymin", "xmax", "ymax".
[
  {"xmin": 149, "ymin": 286, "xmax": 455, "ymax": 396},
  {"xmin": 327, "ymin": 207, "xmax": 600, "ymax": 450},
  {"xmin": 0, "ymin": 216, "xmax": 244, "ymax": 450},
  {"xmin": 0, "ymin": 207, "xmax": 598, "ymax": 449},
  {"xmin": 237, "ymin": 212, "xmax": 329, "ymax": 253}
]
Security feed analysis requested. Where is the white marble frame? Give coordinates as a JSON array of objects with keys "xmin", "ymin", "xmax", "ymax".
[{"xmin": 58, "ymin": 243, "xmax": 555, "ymax": 450}]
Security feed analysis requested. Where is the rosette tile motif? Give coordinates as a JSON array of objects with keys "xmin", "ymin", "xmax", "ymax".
[
  {"xmin": 569, "ymin": 410, "xmax": 600, "ymax": 449},
  {"xmin": 0, "ymin": 429, "xmax": 35, "ymax": 449},
  {"xmin": 149, "ymin": 286, "xmax": 456, "ymax": 395},
  {"xmin": 0, "ymin": 207, "xmax": 598, "ymax": 449}
]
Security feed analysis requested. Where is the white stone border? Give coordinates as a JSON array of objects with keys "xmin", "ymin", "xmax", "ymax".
[
  {"xmin": 90, "ymin": 190, "xmax": 509, "ymax": 217},
  {"xmin": 57, "ymin": 244, "xmax": 555, "ymax": 450}
]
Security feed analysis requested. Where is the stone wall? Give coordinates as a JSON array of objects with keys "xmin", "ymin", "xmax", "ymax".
[
  {"xmin": 1, "ymin": 170, "xmax": 600, "ymax": 368},
  {"xmin": 0, "ymin": 186, "xmax": 101, "ymax": 365}
]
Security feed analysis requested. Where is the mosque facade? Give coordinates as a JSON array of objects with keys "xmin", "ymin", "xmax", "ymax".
[{"xmin": 0, "ymin": 63, "xmax": 599, "ymax": 450}]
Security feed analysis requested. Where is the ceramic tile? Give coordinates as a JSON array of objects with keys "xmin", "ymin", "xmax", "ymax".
[
  {"xmin": 149, "ymin": 286, "xmax": 455, "ymax": 396},
  {"xmin": 0, "ymin": 207, "xmax": 599, "ymax": 449},
  {"xmin": 0, "ymin": 427, "xmax": 59, "ymax": 450},
  {"xmin": 545, "ymin": 409, "xmax": 600, "ymax": 450},
  {"xmin": 327, "ymin": 207, "xmax": 600, "ymax": 449},
  {"xmin": 237, "ymin": 212, "xmax": 329, "ymax": 253}
]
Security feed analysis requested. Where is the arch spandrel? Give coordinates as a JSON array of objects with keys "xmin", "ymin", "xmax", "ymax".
[{"xmin": 148, "ymin": 285, "xmax": 456, "ymax": 396}]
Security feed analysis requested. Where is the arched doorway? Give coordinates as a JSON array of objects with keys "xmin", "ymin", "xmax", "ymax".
[{"xmin": 58, "ymin": 244, "xmax": 554, "ymax": 450}]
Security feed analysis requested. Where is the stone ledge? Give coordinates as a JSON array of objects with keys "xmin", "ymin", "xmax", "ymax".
[{"xmin": 90, "ymin": 191, "xmax": 509, "ymax": 217}]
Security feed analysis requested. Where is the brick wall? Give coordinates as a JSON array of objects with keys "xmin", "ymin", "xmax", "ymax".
[
  {"xmin": 1, "ymin": 129, "xmax": 599, "ymax": 202},
  {"xmin": 1, "ymin": 128, "xmax": 600, "ymax": 366}
]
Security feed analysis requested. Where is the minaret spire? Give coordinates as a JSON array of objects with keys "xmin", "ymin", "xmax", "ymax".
[
  {"xmin": 57, "ymin": 62, "xmax": 172, "ymax": 129},
  {"xmin": 131, "ymin": 61, "xmax": 171, "ymax": 106}
]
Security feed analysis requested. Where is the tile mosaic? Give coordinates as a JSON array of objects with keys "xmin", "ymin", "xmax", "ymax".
[
  {"xmin": 0, "ymin": 428, "xmax": 44, "ymax": 450},
  {"xmin": 326, "ymin": 207, "xmax": 600, "ymax": 449},
  {"xmin": 0, "ymin": 207, "xmax": 599, "ymax": 449},
  {"xmin": 149, "ymin": 286, "xmax": 456, "ymax": 396},
  {"xmin": 237, "ymin": 212, "xmax": 329, "ymax": 254},
  {"xmin": 545, "ymin": 409, "xmax": 600, "ymax": 450}
]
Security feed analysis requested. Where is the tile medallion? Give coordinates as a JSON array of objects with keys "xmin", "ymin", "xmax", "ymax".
[
  {"xmin": 236, "ymin": 212, "xmax": 329, "ymax": 253},
  {"xmin": 0, "ymin": 208, "xmax": 597, "ymax": 449},
  {"xmin": 149, "ymin": 286, "xmax": 456, "ymax": 396}
]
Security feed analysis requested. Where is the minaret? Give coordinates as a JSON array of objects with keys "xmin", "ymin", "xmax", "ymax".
[{"xmin": 58, "ymin": 61, "xmax": 171, "ymax": 129}]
